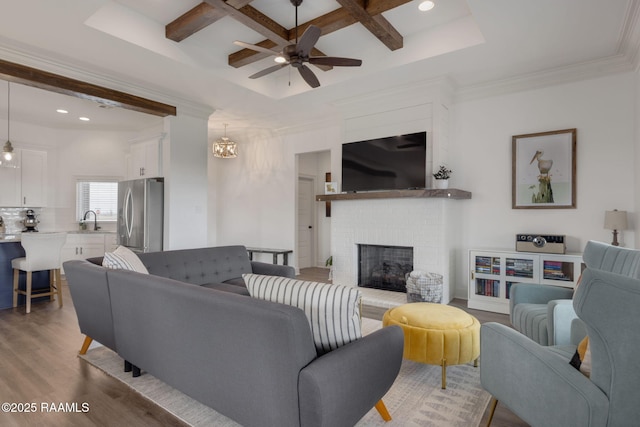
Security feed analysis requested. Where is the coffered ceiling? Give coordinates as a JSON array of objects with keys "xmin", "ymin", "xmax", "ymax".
[{"xmin": 0, "ymin": 0, "xmax": 637, "ymax": 131}]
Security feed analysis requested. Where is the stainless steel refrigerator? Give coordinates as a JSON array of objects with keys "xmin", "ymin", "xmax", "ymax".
[{"xmin": 117, "ymin": 177, "xmax": 164, "ymax": 253}]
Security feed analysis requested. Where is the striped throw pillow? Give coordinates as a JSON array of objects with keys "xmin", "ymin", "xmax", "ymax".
[
  {"xmin": 103, "ymin": 252, "xmax": 135, "ymax": 270},
  {"xmin": 102, "ymin": 246, "xmax": 149, "ymax": 274},
  {"xmin": 243, "ymin": 274, "xmax": 362, "ymax": 354}
]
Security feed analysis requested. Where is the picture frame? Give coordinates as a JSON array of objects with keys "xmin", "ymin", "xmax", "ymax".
[
  {"xmin": 324, "ymin": 182, "xmax": 338, "ymax": 195},
  {"xmin": 512, "ymin": 128, "xmax": 576, "ymax": 209}
]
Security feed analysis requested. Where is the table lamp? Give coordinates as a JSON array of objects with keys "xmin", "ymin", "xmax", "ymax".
[{"xmin": 604, "ymin": 209, "xmax": 628, "ymax": 246}]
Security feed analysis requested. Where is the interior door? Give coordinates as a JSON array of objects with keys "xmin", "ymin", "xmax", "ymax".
[{"xmin": 297, "ymin": 177, "xmax": 314, "ymax": 269}]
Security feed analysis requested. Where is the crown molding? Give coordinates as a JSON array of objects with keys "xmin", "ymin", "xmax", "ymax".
[
  {"xmin": 617, "ymin": 0, "xmax": 640, "ymax": 71},
  {"xmin": 455, "ymin": 53, "xmax": 634, "ymax": 103}
]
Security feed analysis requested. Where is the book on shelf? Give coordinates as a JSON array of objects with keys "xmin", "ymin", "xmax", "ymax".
[{"xmin": 475, "ymin": 279, "xmax": 499, "ymax": 298}]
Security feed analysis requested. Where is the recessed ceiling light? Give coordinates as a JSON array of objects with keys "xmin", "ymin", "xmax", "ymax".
[
  {"xmin": 418, "ymin": 1, "xmax": 435, "ymax": 12},
  {"xmin": 56, "ymin": 109, "xmax": 68, "ymax": 114},
  {"xmin": 79, "ymin": 117, "xmax": 90, "ymax": 121}
]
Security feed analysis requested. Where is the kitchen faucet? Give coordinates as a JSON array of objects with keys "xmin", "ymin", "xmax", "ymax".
[{"xmin": 83, "ymin": 210, "xmax": 100, "ymax": 231}]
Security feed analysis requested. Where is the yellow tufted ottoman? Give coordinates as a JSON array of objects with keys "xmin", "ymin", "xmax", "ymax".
[{"xmin": 382, "ymin": 302, "xmax": 480, "ymax": 389}]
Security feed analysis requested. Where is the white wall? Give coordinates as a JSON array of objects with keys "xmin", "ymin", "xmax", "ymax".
[
  {"xmin": 212, "ymin": 127, "xmax": 296, "ymax": 264},
  {"xmin": 163, "ymin": 114, "xmax": 209, "ymax": 250},
  {"xmin": 211, "ymin": 72, "xmax": 637, "ymax": 302},
  {"xmin": 452, "ymin": 72, "xmax": 637, "ymax": 298}
]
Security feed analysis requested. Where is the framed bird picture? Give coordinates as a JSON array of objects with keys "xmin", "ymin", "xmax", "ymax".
[{"xmin": 512, "ymin": 128, "xmax": 576, "ymax": 209}]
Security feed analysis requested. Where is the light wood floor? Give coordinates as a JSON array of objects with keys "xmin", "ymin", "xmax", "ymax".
[{"xmin": 0, "ymin": 271, "xmax": 527, "ymax": 427}]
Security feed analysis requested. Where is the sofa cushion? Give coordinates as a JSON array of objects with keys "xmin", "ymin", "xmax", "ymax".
[
  {"xmin": 202, "ymin": 282, "xmax": 250, "ymax": 296},
  {"xmin": 137, "ymin": 245, "xmax": 251, "ymax": 286},
  {"xmin": 103, "ymin": 246, "xmax": 149, "ymax": 274},
  {"xmin": 243, "ymin": 274, "xmax": 362, "ymax": 354}
]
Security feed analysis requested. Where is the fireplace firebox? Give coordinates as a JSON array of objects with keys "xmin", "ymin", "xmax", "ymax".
[{"xmin": 358, "ymin": 244, "xmax": 413, "ymax": 293}]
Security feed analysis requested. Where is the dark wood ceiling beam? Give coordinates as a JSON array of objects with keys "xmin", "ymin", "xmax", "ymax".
[
  {"xmin": 335, "ymin": 0, "xmax": 403, "ymax": 50},
  {"xmin": 0, "ymin": 59, "xmax": 176, "ymax": 117},
  {"xmin": 230, "ymin": 8, "xmax": 357, "ymax": 69},
  {"xmin": 204, "ymin": 0, "xmax": 289, "ymax": 44},
  {"xmin": 228, "ymin": 1, "xmax": 409, "ymax": 68},
  {"xmin": 166, "ymin": 3, "xmax": 227, "ymax": 42}
]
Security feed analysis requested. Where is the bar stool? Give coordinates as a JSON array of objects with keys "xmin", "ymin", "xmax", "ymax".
[{"xmin": 12, "ymin": 232, "xmax": 67, "ymax": 314}]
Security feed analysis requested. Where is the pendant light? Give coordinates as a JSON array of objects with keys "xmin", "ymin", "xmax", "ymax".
[
  {"xmin": 212, "ymin": 123, "xmax": 238, "ymax": 158},
  {"xmin": 1, "ymin": 81, "xmax": 18, "ymax": 169}
]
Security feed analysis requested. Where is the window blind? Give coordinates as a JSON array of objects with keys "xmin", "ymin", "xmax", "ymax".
[{"xmin": 76, "ymin": 181, "xmax": 118, "ymax": 222}]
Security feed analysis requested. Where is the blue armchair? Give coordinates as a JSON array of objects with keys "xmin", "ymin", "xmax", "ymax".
[
  {"xmin": 481, "ymin": 267, "xmax": 640, "ymax": 427},
  {"xmin": 510, "ymin": 240, "xmax": 640, "ymax": 345}
]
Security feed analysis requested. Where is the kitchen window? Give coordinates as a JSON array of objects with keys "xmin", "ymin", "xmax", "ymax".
[{"xmin": 76, "ymin": 179, "xmax": 118, "ymax": 222}]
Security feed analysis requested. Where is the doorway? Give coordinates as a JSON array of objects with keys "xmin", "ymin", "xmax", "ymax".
[
  {"xmin": 296, "ymin": 150, "xmax": 331, "ymax": 270},
  {"xmin": 297, "ymin": 176, "xmax": 315, "ymax": 269}
]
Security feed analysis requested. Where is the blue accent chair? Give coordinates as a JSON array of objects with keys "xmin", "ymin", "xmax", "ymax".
[
  {"xmin": 481, "ymin": 266, "xmax": 640, "ymax": 426},
  {"xmin": 510, "ymin": 240, "xmax": 640, "ymax": 345}
]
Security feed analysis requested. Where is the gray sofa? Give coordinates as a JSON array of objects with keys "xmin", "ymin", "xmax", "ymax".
[
  {"xmin": 67, "ymin": 245, "xmax": 296, "ymax": 354},
  {"xmin": 64, "ymin": 245, "xmax": 404, "ymax": 427}
]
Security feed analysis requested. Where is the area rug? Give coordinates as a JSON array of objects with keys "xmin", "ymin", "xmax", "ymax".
[{"xmin": 80, "ymin": 318, "xmax": 490, "ymax": 427}]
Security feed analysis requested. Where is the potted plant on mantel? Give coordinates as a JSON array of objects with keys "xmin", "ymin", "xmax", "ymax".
[{"xmin": 433, "ymin": 165, "xmax": 452, "ymax": 189}]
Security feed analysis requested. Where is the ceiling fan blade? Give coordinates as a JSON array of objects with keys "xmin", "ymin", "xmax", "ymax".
[
  {"xmin": 309, "ymin": 57, "xmax": 362, "ymax": 67},
  {"xmin": 249, "ymin": 63, "xmax": 288, "ymax": 79},
  {"xmin": 298, "ymin": 65, "xmax": 320, "ymax": 88},
  {"xmin": 297, "ymin": 25, "xmax": 321, "ymax": 57},
  {"xmin": 233, "ymin": 41, "xmax": 280, "ymax": 57}
]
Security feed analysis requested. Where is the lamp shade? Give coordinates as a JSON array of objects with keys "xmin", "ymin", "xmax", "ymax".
[{"xmin": 604, "ymin": 210, "xmax": 628, "ymax": 230}]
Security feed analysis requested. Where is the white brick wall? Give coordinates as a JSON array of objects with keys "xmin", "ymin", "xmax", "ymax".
[{"xmin": 331, "ymin": 197, "xmax": 455, "ymax": 303}]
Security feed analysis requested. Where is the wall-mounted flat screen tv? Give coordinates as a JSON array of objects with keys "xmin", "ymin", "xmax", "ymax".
[{"xmin": 341, "ymin": 131, "xmax": 427, "ymax": 192}]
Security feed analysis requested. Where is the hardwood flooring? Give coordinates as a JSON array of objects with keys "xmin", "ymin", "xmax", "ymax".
[{"xmin": 0, "ymin": 269, "xmax": 527, "ymax": 427}]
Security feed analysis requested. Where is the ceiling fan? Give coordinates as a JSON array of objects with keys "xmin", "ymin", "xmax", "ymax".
[{"xmin": 234, "ymin": 0, "xmax": 362, "ymax": 88}]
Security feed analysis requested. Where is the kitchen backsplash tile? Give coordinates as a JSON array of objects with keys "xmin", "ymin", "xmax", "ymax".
[
  {"xmin": 0, "ymin": 207, "xmax": 116, "ymax": 234},
  {"xmin": 0, "ymin": 207, "xmax": 44, "ymax": 234}
]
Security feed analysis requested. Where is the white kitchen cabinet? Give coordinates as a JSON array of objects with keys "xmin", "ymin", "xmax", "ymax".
[
  {"xmin": 0, "ymin": 149, "xmax": 48, "ymax": 207},
  {"xmin": 0, "ymin": 165, "xmax": 20, "ymax": 206},
  {"xmin": 61, "ymin": 233, "xmax": 107, "ymax": 273},
  {"xmin": 128, "ymin": 138, "xmax": 162, "ymax": 179},
  {"xmin": 21, "ymin": 149, "xmax": 47, "ymax": 207},
  {"xmin": 468, "ymin": 249, "xmax": 584, "ymax": 314}
]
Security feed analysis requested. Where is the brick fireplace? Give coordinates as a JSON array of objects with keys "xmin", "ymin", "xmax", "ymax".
[{"xmin": 329, "ymin": 196, "xmax": 463, "ymax": 304}]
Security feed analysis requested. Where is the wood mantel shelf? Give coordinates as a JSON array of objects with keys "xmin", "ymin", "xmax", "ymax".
[{"xmin": 315, "ymin": 188, "xmax": 472, "ymax": 202}]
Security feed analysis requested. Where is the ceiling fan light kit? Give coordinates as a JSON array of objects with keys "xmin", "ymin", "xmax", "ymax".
[{"xmin": 234, "ymin": 0, "xmax": 362, "ymax": 89}]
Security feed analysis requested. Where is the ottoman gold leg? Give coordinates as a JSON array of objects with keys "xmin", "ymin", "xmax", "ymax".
[{"xmin": 441, "ymin": 359, "xmax": 447, "ymax": 389}]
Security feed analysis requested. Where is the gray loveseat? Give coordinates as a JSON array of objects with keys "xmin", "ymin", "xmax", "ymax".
[{"xmin": 64, "ymin": 245, "xmax": 404, "ymax": 427}]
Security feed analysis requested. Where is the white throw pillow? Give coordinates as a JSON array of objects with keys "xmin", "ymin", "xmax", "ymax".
[
  {"xmin": 243, "ymin": 274, "xmax": 361, "ymax": 354},
  {"xmin": 102, "ymin": 245, "xmax": 149, "ymax": 274}
]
